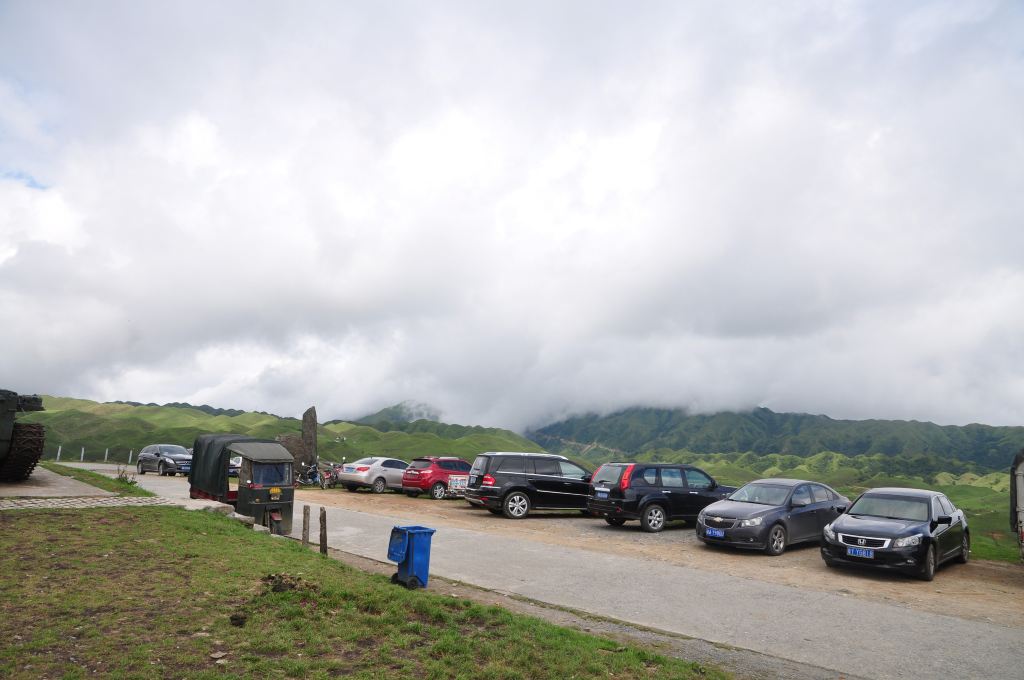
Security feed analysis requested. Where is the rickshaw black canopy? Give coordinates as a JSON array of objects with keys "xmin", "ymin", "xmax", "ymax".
[{"xmin": 189, "ymin": 434, "xmax": 292, "ymax": 497}]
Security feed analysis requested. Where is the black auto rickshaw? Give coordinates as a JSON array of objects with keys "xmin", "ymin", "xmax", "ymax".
[{"xmin": 189, "ymin": 434, "xmax": 295, "ymax": 534}]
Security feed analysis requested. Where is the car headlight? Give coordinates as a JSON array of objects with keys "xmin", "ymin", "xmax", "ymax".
[
  {"xmin": 697, "ymin": 509, "xmax": 706, "ymax": 522},
  {"xmin": 823, "ymin": 524, "xmax": 836, "ymax": 541},
  {"xmin": 738, "ymin": 516, "xmax": 763, "ymax": 527},
  {"xmin": 894, "ymin": 534, "xmax": 922, "ymax": 548}
]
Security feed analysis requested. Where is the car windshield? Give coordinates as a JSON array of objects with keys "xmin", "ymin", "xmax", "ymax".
[
  {"xmin": 252, "ymin": 463, "xmax": 291, "ymax": 486},
  {"xmin": 159, "ymin": 445, "xmax": 188, "ymax": 455},
  {"xmin": 409, "ymin": 459, "xmax": 433, "ymax": 469},
  {"xmin": 729, "ymin": 483, "xmax": 792, "ymax": 506},
  {"xmin": 848, "ymin": 495, "xmax": 929, "ymax": 521}
]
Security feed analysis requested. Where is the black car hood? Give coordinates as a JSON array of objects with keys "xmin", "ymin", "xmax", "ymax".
[
  {"xmin": 702, "ymin": 500, "xmax": 777, "ymax": 519},
  {"xmin": 833, "ymin": 514, "xmax": 925, "ymax": 536}
]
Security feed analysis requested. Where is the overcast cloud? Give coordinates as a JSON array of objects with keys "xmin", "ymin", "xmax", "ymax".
[{"xmin": 1, "ymin": 1, "xmax": 1022, "ymax": 430}]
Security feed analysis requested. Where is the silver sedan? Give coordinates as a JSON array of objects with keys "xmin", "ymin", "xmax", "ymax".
[{"xmin": 335, "ymin": 457, "xmax": 408, "ymax": 493}]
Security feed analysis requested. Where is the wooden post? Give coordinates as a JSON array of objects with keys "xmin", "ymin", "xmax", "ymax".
[
  {"xmin": 80, "ymin": 446, "xmax": 85, "ymax": 461},
  {"xmin": 104, "ymin": 448, "xmax": 109, "ymax": 462},
  {"xmin": 302, "ymin": 505, "xmax": 310, "ymax": 547},
  {"xmin": 56, "ymin": 445, "xmax": 62, "ymax": 461},
  {"xmin": 319, "ymin": 506, "xmax": 327, "ymax": 555},
  {"xmin": 128, "ymin": 449, "xmax": 133, "ymax": 464}
]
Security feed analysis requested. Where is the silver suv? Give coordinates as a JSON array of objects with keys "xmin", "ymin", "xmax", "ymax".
[{"xmin": 335, "ymin": 457, "xmax": 408, "ymax": 493}]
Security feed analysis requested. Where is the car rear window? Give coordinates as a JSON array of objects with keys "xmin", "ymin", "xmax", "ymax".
[
  {"xmin": 409, "ymin": 459, "xmax": 433, "ymax": 470},
  {"xmin": 353, "ymin": 457, "xmax": 377, "ymax": 465},
  {"xmin": 470, "ymin": 456, "xmax": 489, "ymax": 475},
  {"xmin": 592, "ymin": 465, "xmax": 624, "ymax": 485}
]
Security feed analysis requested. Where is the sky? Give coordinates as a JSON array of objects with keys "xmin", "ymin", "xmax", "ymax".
[{"xmin": 1, "ymin": 1, "xmax": 1023, "ymax": 430}]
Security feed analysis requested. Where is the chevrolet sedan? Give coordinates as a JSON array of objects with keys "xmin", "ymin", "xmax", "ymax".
[{"xmin": 697, "ymin": 478, "xmax": 849, "ymax": 555}]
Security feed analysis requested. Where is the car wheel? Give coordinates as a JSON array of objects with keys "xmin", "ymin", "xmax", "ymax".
[
  {"xmin": 919, "ymin": 545, "xmax": 936, "ymax": 581},
  {"xmin": 345, "ymin": 484, "xmax": 359, "ymax": 492},
  {"xmin": 371, "ymin": 477, "xmax": 387, "ymax": 494},
  {"xmin": 430, "ymin": 482, "xmax": 447, "ymax": 500},
  {"xmin": 158, "ymin": 462, "xmax": 167, "ymax": 476},
  {"xmin": 503, "ymin": 491, "xmax": 531, "ymax": 519},
  {"xmin": 764, "ymin": 524, "xmax": 787, "ymax": 556},
  {"xmin": 822, "ymin": 555, "xmax": 835, "ymax": 569},
  {"xmin": 604, "ymin": 517, "xmax": 627, "ymax": 527},
  {"xmin": 957, "ymin": 533, "xmax": 970, "ymax": 564},
  {"xmin": 640, "ymin": 504, "xmax": 667, "ymax": 533},
  {"xmin": 137, "ymin": 461, "xmax": 146, "ymax": 475}
]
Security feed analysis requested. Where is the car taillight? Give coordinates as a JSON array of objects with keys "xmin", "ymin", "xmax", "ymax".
[
  {"xmin": 619, "ymin": 464, "xmax": 636, "ymax": 491},
  {"xmin": 482, "ymin": 474, "xmax": 496, "ymax": 487},
  {"xmin": 246, "ymin": 483, "xmax": 263, "ymax": 489},
  {"xmin": 356, "ymin": 466, "xmax": 370, "ymax": 472}
]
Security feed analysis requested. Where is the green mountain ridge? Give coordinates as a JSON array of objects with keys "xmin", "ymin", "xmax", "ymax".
[
  {"xmin": 528, "ymin": 406, "xmax": 1024, "ymax": 470},
  {"xmin": 20, "ymin": 396, "xmax": 539, "ymax": 463}
]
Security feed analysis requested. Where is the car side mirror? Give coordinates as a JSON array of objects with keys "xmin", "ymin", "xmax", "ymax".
[
  {"xmin": 583, "ymin": 474, "xmax": 592, "ymax": 483},
  {"xmin": 790, "ymin": 499, "xmax": 808, "ymax": 508},
  {"xmin": 936, "ymin": 515, "xmax": 952, "ymax": 525},
  {"xmin": 708, "ymin": 480, "xmax": 717, "ymax": 490},
  {"xmin": 835, "ymin": 505, "xmax": 847, "ymax": 514}
]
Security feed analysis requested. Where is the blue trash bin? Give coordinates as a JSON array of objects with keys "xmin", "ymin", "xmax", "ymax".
[{"xmin": 387, "ymin": 525, "xmax": 436, "ymax": 589}]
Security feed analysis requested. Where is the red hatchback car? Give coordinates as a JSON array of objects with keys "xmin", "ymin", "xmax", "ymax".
[{"xmin": 402, "ymin": 456, "xmax": 472, "ymax": 499}]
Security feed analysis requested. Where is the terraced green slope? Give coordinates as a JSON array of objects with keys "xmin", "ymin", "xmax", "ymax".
[{"xmin": 19, "ymin": 397, "xmax": 541, "ymax": 464}]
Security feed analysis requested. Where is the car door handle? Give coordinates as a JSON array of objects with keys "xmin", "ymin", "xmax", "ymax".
[{"xmin": 689, "ymin": 491, "xmax": 698, "ymax": 494}]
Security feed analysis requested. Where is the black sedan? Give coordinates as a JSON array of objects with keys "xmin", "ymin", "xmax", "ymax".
[
  {"xmin": 696, "ymin": 478, "xmax": 849, "ymax": 555},
  {"xmin": 136, "ymin": 444, "xmax": 192, "ymax": 476},
  {"xmin": 820, "ymin": 487, "xmax": 969, "ymax": 581}
]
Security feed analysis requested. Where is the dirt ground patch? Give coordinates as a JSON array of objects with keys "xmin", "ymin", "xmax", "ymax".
[{"xmin": 298, "ymin": 487, "xmax": 1024, "ymax": 629}]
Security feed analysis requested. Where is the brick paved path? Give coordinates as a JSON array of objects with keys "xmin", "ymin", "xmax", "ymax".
[{"xmin": 0, "ymin": 496, "xmax": 180, "ymax": 511}]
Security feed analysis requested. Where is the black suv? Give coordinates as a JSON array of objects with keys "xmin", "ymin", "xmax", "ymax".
[
  {"xmin": 465, "ymin": 452, "xmax": 592, "ymax": 519},
  {"xmin": 587, "ymin": 462, "xmax": 735, "ymax": 532}
]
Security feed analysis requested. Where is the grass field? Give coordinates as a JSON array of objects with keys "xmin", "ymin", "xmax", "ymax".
[{"xmin": 0, "ymin": 507, "xmax": 725, "ymax": 680}]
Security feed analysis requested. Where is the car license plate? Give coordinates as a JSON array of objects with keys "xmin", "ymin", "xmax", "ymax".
[
  {"xmin": 449, "ymin": 475, "xmax": 468, "ymax": 491},
  {"xmin": 706, "ymin": 528, "xmax": 726, "ymax": 538},
  {"xmin": 343, "ymin": 466, "xmax": 354, "ymax": 473},
  {"xmin": 847, "ymin": 547, "xmax": 874, "ymax": 559},
  {"xmin": 595, "ymin": 491, "xmax": 608, "ymax": 499}
]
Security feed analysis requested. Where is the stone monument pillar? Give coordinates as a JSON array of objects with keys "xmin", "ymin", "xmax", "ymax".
[{"xmin": 302, "ymin": 406, "xmax": 317, "ymax": 465}]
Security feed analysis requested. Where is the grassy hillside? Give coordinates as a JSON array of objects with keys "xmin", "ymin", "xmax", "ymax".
[
  {"xmin": 530, "ymin": 406, "xmax": 1024, "ymax": 469},
  {"xmin": 19, "ymin": 396, "xmax": 541, "ymax": 464}
]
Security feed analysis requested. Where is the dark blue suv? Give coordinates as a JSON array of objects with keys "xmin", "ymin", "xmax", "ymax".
[{"xmin": 587, "ymin": 462, "xmax": 735, "ymax": 532}]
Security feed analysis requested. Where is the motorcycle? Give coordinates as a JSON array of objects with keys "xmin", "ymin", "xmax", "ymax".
[{"xmin": 296, "ymin": 462, "xmax": 322, "ymax": 487}]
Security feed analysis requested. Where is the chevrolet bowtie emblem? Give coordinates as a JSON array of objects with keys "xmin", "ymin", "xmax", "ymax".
[{"xmin": 714, "ymin": 517, "xmax": 723, "ymax": 522}]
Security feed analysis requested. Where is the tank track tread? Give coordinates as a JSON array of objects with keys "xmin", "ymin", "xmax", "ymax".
[{"xmin": 0, "ymin": 423, "xmax": 46, "ymax": 482}]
